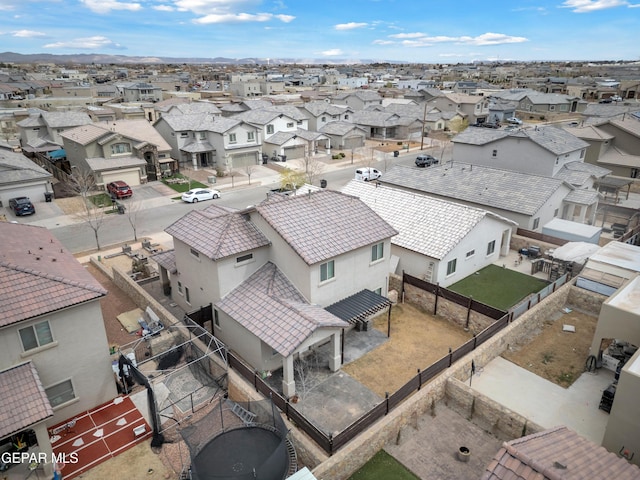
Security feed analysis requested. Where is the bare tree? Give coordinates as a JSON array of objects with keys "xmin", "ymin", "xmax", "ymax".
[
  {"xmin": 66, "ymin": 168, "xmax": 107, "ymax": 251},
  {"xmin": 244, "ymin": 164, "xmax": 255, "ymax": 185},
  {"xmin": 229, "ymin": 169, "xmax": 238, "ymax": 188},
  {"xmin": 293, "ymin": 353, "xmax": 321, "ymax": 405},
  {"xmin": 301, "ymin": 155, "xmax": 325, "ymax": 185},
  {"xmin": 125, "ymin": 200, "xmax": 143, "ymax": 242}
]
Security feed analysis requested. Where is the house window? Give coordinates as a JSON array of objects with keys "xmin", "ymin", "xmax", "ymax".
[
  {"xmin": 236, "ymin": 253, "xmax": 253, "ymax": 264},
  {"xmin": 267, "ymin": 125, "xmax": 274, "ymax": 134},
  {"xmin": 320, "ymin": 260, "xmax": 335, "ymax": 282},
  {"xmin": 492, "ymin": 149, "xmax": 497, "ymax": 158},
  {"xmin": 344, "ymin": 114, "xmax": 349, "ymax": 120},
  {"xmin": 190, "ymin": 248, "xmax": 200, "ymax": 258},
  {"xmin": 466, "ymin": 250, "xmax": 475, "ymax": 258},
  {"xmin": 19, "ymin": 321, "xmax": 54, "ymax": 351},
  {"xmin": 287, "ymin": 122, "xmax": 294, "ymax": 128},
  {"xmin": 177, "ymin": 281, "xmax": 183, "ymax": 294},
  {"xmin": 555, "ymin": 157, "xmax": 559, "ymax": 165},
  {"xmin": 247, "ymin": 131, "xmax": 254, "ymax": 141},
  {"xmin": 580, "ymin": 149, "xmax": 585, "ymax": 159},
  {"xmin": 533, "ymin": 217, "xmax": 540, "ymax": 229},
  {"xmin": 46, "ymin": 379, "xmax": 76, "ymax": 408},
  {"xmin": 111, "ymin": 143, "xmax": 131, "ymax": 155},
  {"xmin": 297, "ymin": 120, "xmax": 303, "ymax": 125},
  {"xmin": 229, "ymin": 133, "xmax": 237, "ymax": 144},
  {"xmin": 180, "ymin": 132, "xmax": 189, "ymax": 138},
  {"xmin": 185, "ymin": 287, "xmax": 191, "ymax": 304},
  {"xmin": 321, "ymin": 116, "xmax": 326, "ymax": 122},
  {"xmin": 371, "ymin": 242, "xmax": 384, "ymax": 262},
  {"xmin": 487, "ymin": 240, "xmax": 496, "ymax": 255},
  {"xmin": 214, "ymin": 309, "xmax": 220, "ymax": 327},
  {"xmin": 199, "ymin": 132, "xmax": 206, "ymax": 140},
  {"xmin": 446, "ymin": 259, "xmax": 457, "ymax": 276},
  {"xmin": 631, "ymin": 168, "xmax": 639, "ymax": 179}
]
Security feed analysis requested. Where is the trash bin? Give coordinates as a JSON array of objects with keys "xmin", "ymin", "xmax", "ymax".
[
  {"xmin": 393, "ymin": 150, "xmax": 399, "ymax": 157},
  {"xmin": 44, "ymin": 192, "xmax": 53, "ymax": 202},
  {"xmin": 279, "ymin": 155, "xmax": 287, "ymax": 162},
  {"xmin": 117, "ymin": 203, "xmax": 126, "ymax": 215},
  {"xmin": 320, "ymin": 179, "xmax": 327, "ymax": 188},
  {"xmin": 262, "ymin": 153, "xmax": 269, "ymax": 164},
  {"xmin": 208, "ymin": 175, "xmax": 216, "ymax": 184}
]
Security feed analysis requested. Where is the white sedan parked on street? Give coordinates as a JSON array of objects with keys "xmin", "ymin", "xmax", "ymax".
[{"xmin": 181, "ymin": 188, "xmax": 221, "ymax": 203}]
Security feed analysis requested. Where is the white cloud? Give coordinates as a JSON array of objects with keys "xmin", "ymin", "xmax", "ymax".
[
  {"xmin": 193, "ymin": 12, "xmax": 294, "ymax": 24},
  {"xmin": 561, "ymin": 0, "xmax": 628, "ymax": 12},
  {"xmin": 80, "ymin": 0, "xmax": 141, "ymax": 14},
  {"xmin": 334, "ymin": 22, "xmax": 368, "ymax": 31},
  {"xmin": 319, "ymin": 49, "xmax": 344, "ymax": 56},
  {"xmin": 372, "ymin": 39, "xmax": 394, "ymax": 45},
  {"xmin": 44, "ymin": 35, "xmax": 125, "ymax": 49},
  {"xmin": 387, "ymin": 32, "xmax": 528, "ymax": 47},
  {"xmin": 153, "ymin": 4, "xmax": 175, "ymax": 11},
  {"xmin": 12, "ymin": 29, "xmax": 46, "ymax": 38}
]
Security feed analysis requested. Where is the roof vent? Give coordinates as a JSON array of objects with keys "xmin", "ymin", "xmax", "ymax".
[{"xmin": 553, "ymin": 461, "xmax": 567, "ymax": 470}]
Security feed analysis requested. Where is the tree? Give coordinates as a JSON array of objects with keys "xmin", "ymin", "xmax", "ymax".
[
  {"xmin": 66, "ymin": 168, "xmax": 107, "ymax": 251},
  {"xmin": 279, "ymin": 168, "xmax": 306, "ymax": 192},
  {"xmin": 244, "ymin": 164, "xmax": 255, "ymax": 185},
  {"xmin": 449, "ymin": 118, "xmax": 469, "ymax": 133},
  {"xmin": 301, "ymin": 155, "xmax": 325, "ymax": 186},
  {"xmin": 125, "ymin": 200, "xmax": 143, "ymax": 242}
]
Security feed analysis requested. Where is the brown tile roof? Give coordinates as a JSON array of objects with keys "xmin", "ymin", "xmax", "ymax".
[
  {"xmin": 0, "ymin": 362, "xmax": 53, "ymax": 438},
  {"xmin": 151, "ymin": 249, "xmax": 177, "ymax": 274},
  {"xmin": 216, "ymin": 262, "xmax": 348, "ymax": 357},
  {"xmin": 0, "ymin": 223, "xmax": 107, "ymax": 328},
  {"xmin": 482, "ymin": 426, "xmax": 640, "ymax": 480},
  {"xmin": 255, "ymin": 190, "xmax": 398, "ymax": 265},
  {"xmin": 165, "ymin": 204, "xmax": 270, "ymax": 260}
]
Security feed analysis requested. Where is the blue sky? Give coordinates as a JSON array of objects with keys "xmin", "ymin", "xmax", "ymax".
[{"xmin": 0, "ymin": 0, "xmax": 638, "ymax": 62}]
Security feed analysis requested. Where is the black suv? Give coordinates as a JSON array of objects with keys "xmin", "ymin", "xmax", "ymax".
[
  {"xmin": 9, "ymin": 197, "xmax": 36, "ymax": 216},
  {"xmin": 415, "ymin": 154, "xmax": 439, "ymax": 168}
]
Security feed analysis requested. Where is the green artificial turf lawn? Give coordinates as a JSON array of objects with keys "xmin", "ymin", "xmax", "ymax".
[
  {"xmin": 448, "ymin": 264, "xmax": 549, "ymax": 311},
  {"xmin": 348, "ymin": 450, "xmax": 419, "ymax": 480}
]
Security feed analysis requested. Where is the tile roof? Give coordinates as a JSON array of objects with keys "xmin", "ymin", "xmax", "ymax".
[
  {"xmin": 563, "ymin": 188, "xmax": 601, "ymax": 205},
  {"xmin": 482, "ymin": 426, "xmax": 640, "ymax": 480},
  {"xmin": 0, "ymin": 362, "xmax": 53, "ymax": 439},
  {"xmin": 62, "ymin": 120, "xmax": 171, "ymax": 152},
  {"xmin": 165, "ymin": 204, "xmax": 270, "ymax": 260},
  {"xmin": 342, "ymin": 180, "xmax": 515, "ymax": 259},
  {"xmin": 86, "ymin": 156, "xmax": 147, "ymax": 171},
  {"xmin": 553, "ymin": 161, "xmax": 610, "ymax": 186},
  {"xmin": 380, "ymin": 164, "xmax": 570, "ymax": 216},
  {"xmin": 151, "ymin": 249, "xmax": 176, "ymax": 274},
  {"xmin": 319, "ymin": 121, "xmax": 366, "ymax": 136},
  {"xmin": 0, "ymin": 150, "xmax": 52, "ymax": 185},
  {"xmin": 255, "ymin": 190, "xmax": 398, "ymax": 265},
  {"xmin": 0, "ymin": 223, "xmax": 107, "ymax": 328},
  {"xmin": 159, "ymin": 113, "xmax": 241, "ymax": 134},
  {"xmin": 41, "ymin": 111, "xmax": 92, "ymax": 128},
  {"xmin": 216, "ymin": 262, "xmax": 348, "ymax": 357}
]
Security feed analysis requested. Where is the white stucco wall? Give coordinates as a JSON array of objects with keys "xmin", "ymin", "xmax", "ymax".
[{"xmin": 0, "ymin": 301, "xmax": 117, "ymax": 426}]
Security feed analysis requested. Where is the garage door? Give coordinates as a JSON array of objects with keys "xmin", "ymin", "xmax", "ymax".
[
  {"xmin": 343, "ymin": 136, "xmax": 364, "ymax": 150},
  {"xmin": 230, "ymin": 152, "xmax": 257, "ymax": 169},
  {"xmin": 284, "ymin": 145, "xmax": 305, "ymax": 160},
  {"xmin": 0, "ymin": 184, "xmax": 47, "ymax": 206},
  {"xmin": 102, "ymin": 169, "xmax": 141, "ymax": 187}
]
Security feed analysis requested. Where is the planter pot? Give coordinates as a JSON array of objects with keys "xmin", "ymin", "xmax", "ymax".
[{"xmin": 457, "ymin": 446, "xmax": 471, "ymax": 462}]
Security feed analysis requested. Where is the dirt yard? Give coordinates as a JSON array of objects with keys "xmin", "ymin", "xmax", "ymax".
[
  {"xmin": 342, "ymin": 303, "xmax": 473, "ymax": 397},
  {"xmin": 502, "ymin": 308, "xmax": 598, "ymax": 388}
]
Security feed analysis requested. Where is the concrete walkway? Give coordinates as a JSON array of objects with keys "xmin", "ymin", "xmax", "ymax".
[{"xmin": 471, "ymin": 356, "xmax": 613, "ymax": 444}]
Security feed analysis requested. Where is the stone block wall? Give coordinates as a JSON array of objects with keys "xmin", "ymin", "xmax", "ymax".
[
  {"xmin": 445, "ymin": 378, "xmax": 543, "ymax": 441},
  {"xmin": 566, "ymin": 285, "xmax": 607, "ymax": 315}
]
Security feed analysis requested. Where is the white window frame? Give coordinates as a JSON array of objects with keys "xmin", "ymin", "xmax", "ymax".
[
  {"xmin": 320, "ymin": 260, "xmax": 335, "ymax": 282},
  {"xmin": 19, "ymin": 320, "xmax": 54, "ymax": 352},
  {"xmin": 446, "ymin": 259, "xmax": 457, "ymax": 276},
  {"xmin": 465, "ymin": 250, "xmax": 475, "ymax": 259},
  {"xmin": 266, "ymin": 125, "xmax": 274, "ymax": 134},
  {"xmin": 46, "ymin": 379, "xmax": 76, "ymax": 409},
  {"xmin": 533, "ymin": 217, "xmax": 540, "ymax": 230},
  {"xmin": 371, "ymin": 242, "xmax": 384, "ymax": 262},
  {"xmin": 228, "ymin": 133, "xmax": 237, "ymax": 144},
  {"xmin": 247, "ymin": 131, "xmax": 255, "ymax": 142},
  {"xmin": 111, "ymin": 142, "xmax": 131, "ymax": 155},
  {"xmin": 487, "ymin": 240, "xmax": 496, "ymax": 256}
]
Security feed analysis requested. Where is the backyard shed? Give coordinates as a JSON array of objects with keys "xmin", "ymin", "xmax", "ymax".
[{"xmin": 542, "ymin": 218, "xmax": 601, "ymax": 244}]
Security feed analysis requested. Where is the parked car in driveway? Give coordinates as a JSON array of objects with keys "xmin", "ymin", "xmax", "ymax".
[
  {"xmin": 415, "ymin": 154, "xmax": 439, "ymax": 168},
  {"xmin": 506, "ymin": 117, "xmax": 523, "ymax": 125},
  {"xmin": 106, "ymin": 181, "xmax": 133, "ymax": 199},
  {"xmin": 181, "ymin": 188, "xmax": 221, "ymax": 203},
  {"xmin": 354, "ymin": 167, "xmax": 382, "ymax": 182},
  {"xmin": 8, "ymin": 197, "xmax": 36, "ymax": 216}
]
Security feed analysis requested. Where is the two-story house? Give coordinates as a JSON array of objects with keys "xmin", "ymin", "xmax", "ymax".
[
  {"xmin": 298, "ymin": 101, "xmax": 355, "ymax": 131},
  {"xmin": 0, "ymin": 223, "xmax": 117, "ymax": 476},
  {"xmin": 332, "ymin": 90, "xmax": 383, "ymax": 111},
  {"xmin": 153, "ymin": 113, "xmax": 262, "ymax": 171},
  {"xmin": 61, "ymin": 119, "xmax": 174, "ymax": 185},
  {"xmin": 17, "ymin": 111, "xmax": 92, "ymax": 157},
  {"xmin": 117, "ymin": 82, "xmax": 163, "ymax": 103},
  {"xmin": 428, "ymin": 93, "xmax": 489, "ymax": 124},
  {"xmin": 154, "ymin": 190, "xmax": 397, "ymax": 396}
]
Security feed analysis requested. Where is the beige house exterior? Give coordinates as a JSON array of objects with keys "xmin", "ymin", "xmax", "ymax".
[{"xmin": 0, "ymin": 223, "xmax": 117, "ymax": 476}]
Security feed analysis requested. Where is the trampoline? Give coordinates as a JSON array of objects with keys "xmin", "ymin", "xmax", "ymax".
[{"xmin": 181, "ymin": 399, "xmax": 296, "ymax": 480}]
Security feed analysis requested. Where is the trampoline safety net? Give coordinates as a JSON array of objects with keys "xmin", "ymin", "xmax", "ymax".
[{"xmin": 180, "ymin": 398, "xmax": 295, "ymax": 480}]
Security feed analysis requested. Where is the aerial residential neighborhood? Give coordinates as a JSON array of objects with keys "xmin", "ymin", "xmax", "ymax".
[{"xmin": 1, "ymin": 55, "xmax": 640, "ymax": 480}]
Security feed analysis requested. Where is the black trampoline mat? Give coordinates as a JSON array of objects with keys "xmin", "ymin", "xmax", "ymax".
[{"xmin": 192, "ymin": 427, "xmax": 289, "ymax": 479}]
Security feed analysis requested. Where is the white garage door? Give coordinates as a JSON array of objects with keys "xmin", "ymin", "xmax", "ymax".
[
  {"xmin": 284, "ymin": 145, "xmax": 305, "ymax": 160},
  {"xmin": 102, "ymin": 169, "xmax": 141, "ymax": 187},
  {"xmin": 231, "ymin": 152, "xmax": 257, "ymax": 169}
]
